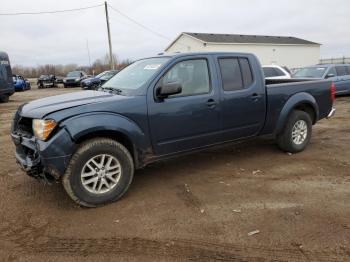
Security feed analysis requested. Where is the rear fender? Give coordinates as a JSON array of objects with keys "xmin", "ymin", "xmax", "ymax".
[{"xmin": 275, "ymin": 92, "xmax": 319, "ymax": 135}]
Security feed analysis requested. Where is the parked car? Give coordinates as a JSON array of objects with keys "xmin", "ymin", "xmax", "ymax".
[
  {"xmin": 11, "ymin": 52, "xmax": 335, "ymax": 207},
  {"xmin": 262, "ymin": 65, "xmax": 291, "ymax": 80},
  {"xmin": 37, "ymin": 75, "xmax": 57, "ymax": 88},
  {"xmin": 63, "ymin": 71, "xmax": 88, "ymax": 88},
  {"xmin": 0, "ymin": 51, "xmax": 15, "ymax": 103},
  {"xmin": 293, "ymin": 64, "xmax": 350, "ymax": 95},
  {"xmin": 55, "ymin": 76, "xmax": 64, "ymax": 84},
  {"xmin": 13, "ymin": 75, "xmax": 31, "ymax": 91},
  {"xmin": 81, "ymin": 70, "xmax": 118, "ymax": 90}
]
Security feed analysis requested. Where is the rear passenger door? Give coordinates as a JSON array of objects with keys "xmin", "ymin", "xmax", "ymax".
[
  {"xmin": 335, "ymin": 65, "xmax": 350, "ymax": 94},
  {"xmin": 215, "ymin": 56, "xmax": 266, "ymax": 140}
]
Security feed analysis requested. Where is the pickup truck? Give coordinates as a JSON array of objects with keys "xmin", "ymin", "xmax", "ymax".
[{"xmin": 11, "ymin": 52, "xmax": 336, "ymax": 207}]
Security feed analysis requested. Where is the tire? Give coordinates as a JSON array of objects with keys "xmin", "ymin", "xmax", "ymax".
[
  {"xmin": 0, "ymin": 95, "xmax": 9, "ymax": 103},
  {"xmin": 276, "ymin": 110, "xmax": 312, "ymax": 153},
  {"xmin": 62, "ymin": 138, "xmax": 134, "ymax": 207}
]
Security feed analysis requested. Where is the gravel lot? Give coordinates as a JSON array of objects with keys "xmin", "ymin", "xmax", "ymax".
[{"xmin": 0, "ymin": 86, "xmax": 349, "ymax": 261}]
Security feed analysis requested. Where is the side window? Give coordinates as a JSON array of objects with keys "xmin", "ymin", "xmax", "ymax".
[
  {"xmin": 336, "ymin": 66, "xmax": 347, "ymax": 76},
  {"xmin": 273, "ymin": 68, "xmax": 285, "ymax": 76},
  {"xmin": 346, "ymin": 66, "xmax": 350, "ymax": 75},
  {"xmin": 162, "ymin": 59, "xmax": 210, "ymax": 97},
  {"xmin": 327, "ymin": 67, "xmax": 337, "ymax": 76},
  {"xmin": 239, "ymin": 58, "xmax": 253, "ymax": 87},
  {"xmin": 218, "ymin": 58, "xmax": 243, "ymax": 91}
]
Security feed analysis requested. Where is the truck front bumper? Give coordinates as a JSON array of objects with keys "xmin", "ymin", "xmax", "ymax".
[
  {"xmin": 11, "ymin": 128, "xmax": 76, "ymax": 181},
  {"xmin": 327, "ymin": 107, "xmax": 336, "ymax": 119}
]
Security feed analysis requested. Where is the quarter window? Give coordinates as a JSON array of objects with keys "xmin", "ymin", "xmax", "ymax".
[{"xmin": 162, "ymin": 59, "xmax": 210, "ymax": 97}]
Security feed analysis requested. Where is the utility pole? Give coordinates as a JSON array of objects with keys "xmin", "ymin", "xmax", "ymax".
[
  {"xmin": 86, "ymin": 39, "xmax": 92, "ymax": 74},
  {"xmin": 104, "ymin": 1, "xmax": 114, "ymax": 70}
]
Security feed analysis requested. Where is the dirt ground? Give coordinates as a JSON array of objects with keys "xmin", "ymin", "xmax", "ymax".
[{"xmin": 0, "ymin": 85, "xmax": 349, "ymax": 261}]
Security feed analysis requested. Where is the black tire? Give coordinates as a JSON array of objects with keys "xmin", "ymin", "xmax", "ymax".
[
  {"xmin": 62, "ymin": 138, "xmax": 134, "ymax": 207},
  {"xmin": 276, "ymin": 110, "xmax": 312, "ymax": 153},
  {"xmin": 0, "ymin": 95, "xmax": 9, "ymax": 103}
]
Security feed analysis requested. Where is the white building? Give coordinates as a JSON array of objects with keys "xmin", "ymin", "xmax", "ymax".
[{"xmin": 165, "ymin": 32, "xmax": 321, "ymax": 68}]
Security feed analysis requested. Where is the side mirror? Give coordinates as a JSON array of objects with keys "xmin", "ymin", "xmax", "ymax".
[
  {"xmin": 325, "ymin": 73, "xmax": 335, "ymax": 79},
  {"xmin": 156, "ymin": 82, "xmax": 182, "ymax": 100}
]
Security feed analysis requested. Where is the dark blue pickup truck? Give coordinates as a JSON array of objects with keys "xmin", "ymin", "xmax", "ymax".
[{"xmin": 11, "ymin": 52, "xmax": 336, "ymax": 207}]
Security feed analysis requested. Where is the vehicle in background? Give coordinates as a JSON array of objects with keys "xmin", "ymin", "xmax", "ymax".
[
  {"xmin": 262, "ymin": 65, "xmax": 291, "ymax": 80},
  {"xmin": 0, "ymin": 51, "xmax": 15, "ymax": 102},
  {"xmin": 37, "ymin": 75, "xmax": 57, "ymax": 88},
  {"xmin": 81, "ymin": 70, "xmax": 118, "ymax": 90},
  {"xmin": 63, "ymin": 71, "xmax": 88, "ymax": 88},
  {"xmin": 11, "ymin": 52, "xmax": 336, "ymax": 207},
  {"xmin": 13, "ymin": 75, "xmax": 31, "ymax": 91},
  {"xmin": 55, "ymin": 76, "xmax": 64, "ymax": 84},
  {"xmin": 293, "ymin": 64, "xmax": 350, "ymax": 95}
]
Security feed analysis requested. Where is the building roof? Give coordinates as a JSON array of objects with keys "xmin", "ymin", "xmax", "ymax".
[{"xmin": 165, "ymin": 32, "xmax": 320, "ymax": 50}]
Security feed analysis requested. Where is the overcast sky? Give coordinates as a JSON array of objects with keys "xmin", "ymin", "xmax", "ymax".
[{"xmin": 1, "ymin": 0, "xmax": 349, "ymax": 66}]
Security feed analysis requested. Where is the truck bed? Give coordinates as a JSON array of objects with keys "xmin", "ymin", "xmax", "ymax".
[{"xmin": 261, "ymin": 79, "xmax": 333, "ymax": 135}]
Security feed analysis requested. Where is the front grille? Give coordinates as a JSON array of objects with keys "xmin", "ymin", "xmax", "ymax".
[{"xmin": 66, "ymin": 79, "xmax": 76, "ymax": 83}]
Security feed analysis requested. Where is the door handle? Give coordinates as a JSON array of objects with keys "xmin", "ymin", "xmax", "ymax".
[
  {"xmin": 251, "ymin": 93, "xmax": 262, "ymax": 101},
  {"xmin": 207, "ymin": 99, "xmax": 217, "ymax": 108}
]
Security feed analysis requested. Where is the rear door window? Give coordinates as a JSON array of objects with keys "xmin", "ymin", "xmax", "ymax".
[
  {"xmin": 336, "ymin": 66, "xmax": 348, "ymax": 76},
  {"xmin": 239, "ymin": 58, "xmax": 253, "ymax": 87},
  {"xmin": 218, "ymin": 58, "xmax": 243, "ymax": 91},
  {"xmin": 346, "ymin": 66, "xmax": 350, "ymax": 75}
]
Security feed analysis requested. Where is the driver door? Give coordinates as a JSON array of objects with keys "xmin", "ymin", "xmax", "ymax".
[{"xmin": 147, "ymin": 56, "xmax": 221, "ymax": 156}]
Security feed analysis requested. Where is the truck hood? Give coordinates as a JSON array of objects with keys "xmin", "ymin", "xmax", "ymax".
[{"xmin": 20, "ymin": 90, "xmax": 114, "ymax": 119}]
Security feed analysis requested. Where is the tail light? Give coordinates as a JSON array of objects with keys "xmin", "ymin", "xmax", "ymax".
[{"xmin": 331, "ymin": 82, "xmax": 336, "ymax": 103}]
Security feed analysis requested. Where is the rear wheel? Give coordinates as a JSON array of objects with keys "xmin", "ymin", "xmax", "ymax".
[
  {"xmin": 62, "ymin": 138, "xmax": 134, "ymax": 207},
  {"xmin": 276, "ymin": 110, "xmax": 312, "ymax": 153}
]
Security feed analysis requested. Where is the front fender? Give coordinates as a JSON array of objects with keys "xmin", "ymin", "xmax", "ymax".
[
  {"xmin": 62, "ymin": 112, "xmax": 151, "ymax": 154},
  {"xmin": 275, "ymin": 92, "xmax": 319, "ymax": 134}
]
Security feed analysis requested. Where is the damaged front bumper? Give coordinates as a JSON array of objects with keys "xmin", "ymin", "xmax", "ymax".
[{"xmin": 11, "ymin": 128, "xmax": 76, "ymax": 181}]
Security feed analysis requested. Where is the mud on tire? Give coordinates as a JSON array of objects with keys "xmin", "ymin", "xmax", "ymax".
[{"xmin": 62, "ymin": 138, "xmax": 134, "ymax": 207}]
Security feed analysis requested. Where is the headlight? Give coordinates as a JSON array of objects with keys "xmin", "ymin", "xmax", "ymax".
[
  {"xmin": 75, "ymin": 78, "xmax": 80, "ymax": 82},
  {"xmin": 32, "ymin": 119, "xmax": 57, "ymax": 141}
]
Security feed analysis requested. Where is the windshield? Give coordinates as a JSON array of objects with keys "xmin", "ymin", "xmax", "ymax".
[
  {"xmin": 103, "ymin": 57, "xmax": 169, "ymax": 91},
  {"xmin": 293, "ymin": 67, "xmax": 327, "ymax": 78},
  {"xmin": 67, "ymin": 71, "xmax": 81, "ymax": 77}
]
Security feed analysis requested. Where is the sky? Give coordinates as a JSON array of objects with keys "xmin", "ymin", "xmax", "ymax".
[{"xmin": 1, "ymin": 0, "xmax": 349, "ymax": 66}]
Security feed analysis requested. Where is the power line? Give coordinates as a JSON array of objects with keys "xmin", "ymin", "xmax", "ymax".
[
  {"xmin": 0, "ymin": 4, "xmax": 103, "ymax": 16},
  {"xmin": 107, "ymin": 4, "xmax": 172, "ymax": 41}
]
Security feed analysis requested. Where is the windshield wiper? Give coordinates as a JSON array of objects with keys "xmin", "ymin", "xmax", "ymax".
[{"xmin": 100, "ymin": 87, "xmax": 123, "ymax": 95}]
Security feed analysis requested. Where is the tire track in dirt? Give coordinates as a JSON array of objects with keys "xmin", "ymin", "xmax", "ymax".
[{"xmin": 3, "ymin": 230, "xmax": 349, "ymax": 262}]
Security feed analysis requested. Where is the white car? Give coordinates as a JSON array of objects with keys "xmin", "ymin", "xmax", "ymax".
[{"xmin": 262, "ymin": 65, "xmax": 291, "ymax": 80}]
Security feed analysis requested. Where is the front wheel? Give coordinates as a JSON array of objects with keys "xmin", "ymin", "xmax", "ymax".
[
  {"xmin": 62, "ymin": 138, "xmax": 134, "ymax": 207},
  {"xmin": 276, "ymin": 110, "xmax": 312, "ymax": 153}
]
